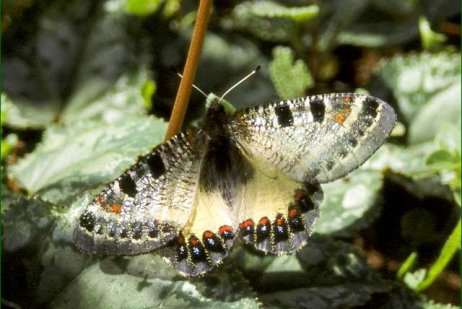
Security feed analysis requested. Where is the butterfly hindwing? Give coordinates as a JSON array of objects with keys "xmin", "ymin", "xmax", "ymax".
[
  {"xmin": 73, "ymin": 129, "xmax": 201, "ymax": 256},
  {"xmin": 228, "ymin": 93, "xmax": 396, "ymax": 184},
  {"xmin": 233, "ymin": 157, "xmax": 322, "ymax": 254}
]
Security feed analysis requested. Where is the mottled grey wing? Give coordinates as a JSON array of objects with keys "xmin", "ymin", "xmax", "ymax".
[
  {"xmin": 228, "ymin": 93, "xmax": 396, "ymax": 184},
  {"xmin": 73, "ymin": 129, "xmax": 201, "ymax": 256}
]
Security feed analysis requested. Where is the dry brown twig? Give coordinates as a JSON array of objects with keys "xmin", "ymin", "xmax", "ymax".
[{"xmin": 164, "ymin": 0, "xmax": 213, "ymax": 140}]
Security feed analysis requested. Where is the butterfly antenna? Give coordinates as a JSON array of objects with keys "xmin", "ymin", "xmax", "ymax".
[
  {"xmin": 219, "ymin": 65, "xmax": 261, "ymax": 101},
  {"xmin": 176, "ymin": 72, "xmax": 207, "ymax": 98}
]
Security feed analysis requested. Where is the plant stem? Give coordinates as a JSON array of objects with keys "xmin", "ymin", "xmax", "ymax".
[
  {"xmin": 164, "ymin": 0, "xmax": 212, "ymax": 140},
  {"xmin": 416, "ymin": 219, "xmax": 461, "ymax": 291}
]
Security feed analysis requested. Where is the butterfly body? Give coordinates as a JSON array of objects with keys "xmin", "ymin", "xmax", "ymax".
[{"xmin": 74, "ymin": 93, "xmax": 396, "ymax": 276}]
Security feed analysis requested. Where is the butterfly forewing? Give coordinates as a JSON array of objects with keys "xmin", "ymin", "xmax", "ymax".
[
  {"xmin": 228, "ymin": 93, "xmax": 396, "ymax": 184},
  {"xmin": 73, "ymin": 129, "xmax": 202, "ymax": 256}
]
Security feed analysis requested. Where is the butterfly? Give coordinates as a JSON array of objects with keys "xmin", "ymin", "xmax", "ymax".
[{"xmin": 73, "ymin": 92, "xmax": 396, "ymax": 276}]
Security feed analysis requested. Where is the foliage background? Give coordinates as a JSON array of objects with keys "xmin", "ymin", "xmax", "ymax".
[{"xmin": 2, "ymin": 0, "xmax": 461, "ymax": 308}]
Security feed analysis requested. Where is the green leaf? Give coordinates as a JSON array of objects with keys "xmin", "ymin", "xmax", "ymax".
[
  {"xmin": 233, "ymin": 236, "xmax": 423, "ymax": 308},
  {"xmin": 426, "ymin": 150, "xmax": 456, "ymax": 166},
  {"xmin": 315, "ymin": 167, "xmax": 383, "ymax": 235},
  {"xmin": 423, "ymin": 300, "xmax": 460, "ymax": 309},
  {"xmin": 52, "ymin": 261, "xmax": 258, "ymax": 308},
  {"xmin": 247, "ymin": 1, "xmax": 319, "ymax": 22},
  {"xmin": 269, "ymin": 46, "xmax": 313, "ymax": 99},
  {"xmin": 125, "ymin": 0, "xmax": 162, "ymax": 16},
  {"xmin": 416, "ymin": 219, "xmax": 461, "ymax": 291},
  {"xmin": 337, "ymin": 19, "xmax": 419, "ymax": 48},
  {"xmin": 1, "ymin": 133, "xmax": 19, "ymax": 159},
  {"xmin": 408, "ymin": 83, "xmax": 460, "ymax": 144},
  {"xmin": 61, "ymin": 68, "xmax": 151, "ymax": 124},
  {"xmin": 227, "ymin": 2, "xmax": 297, "ymax": 43},
  {"xmin": 2, "ymin": 193, "xmax": 55, "ymax": 253},
  {"xmin": 425, "ymin": 149, "xmax": 458, "ymax": 171},
  {"xmin": 374, "ymin": 51, "xmax": 461, "ymax": 143},
  {"xmin": 10, "ymin": 116, "xmax": 167, "ymax": 204},
  {"xmin": 397, "ymin": 252, "xmax": 418, "ymax": 279},
  {"xmin": 317, "ymin": 0, "xmax": 369, "ymax": 52},
  {"xmin": 2, "ymin": 92, "xmax": 59, "ymax": 129},
  {"xmin": 403, "ymin": 269, "xmax": 427, "ymax": 290},
  {"xmin": 3, "ymin": 0, "xmax": 149, "ymax": 128},
  {"xmin": 142, "ymin": 79, "xmax": 157, "ymax": 110},
  {"xmin": 419, "ymin": 16, "xmax": 447, "ymax": 51}
]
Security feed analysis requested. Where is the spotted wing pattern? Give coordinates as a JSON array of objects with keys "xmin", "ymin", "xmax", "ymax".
[
  {"xmin": 234, "ymin": 157, "xmax": 322, "ymax": 255},
  {"xmin": 159, "ymin": 189, "xmax": 239, "ymax": 276},
  {"xmin": 74, "ymin": 92, "xmax": 396, "ymax": 277},
  {"xmin": 228, "ymin": 93, "xmax": 396, "ymax": 184},
  {"xmin": 73, "ymin": 129, "xmax": 202, "ymax": 256},
  {"xmin": 162, "ymin": 159, "xmax": 323, "ymax": 276}
]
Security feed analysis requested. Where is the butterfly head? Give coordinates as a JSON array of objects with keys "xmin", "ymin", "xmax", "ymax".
[
  {"xmin": 205, "ymin": 93, "xmax": 236, "ymax": 115},
  {"xmin": 201, "ymin": 94, "xmax": 237, "ymax": 138}
]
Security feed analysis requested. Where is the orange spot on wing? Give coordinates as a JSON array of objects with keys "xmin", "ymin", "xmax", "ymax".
[
  {"xmin": 177, "ymin": 232, "xmax": 186, "ymax": 244},
  {"xmin": 343, "ymin": 96, "xmax": 353, "ymax": 103},
  {"xmin": 239, "ymin": 219, "xmax": 254, "ymax": 230},
  {"xmin": 203, "ymin": 230, "xmax": 214, "ymax": 239},
  {"xmin": 103, "ymin": 203, "xmax": 122, "ymax": 213},
  {"xmin": 294, "ymin": 189, "xmax": 305, "ymax": 201},
  {"xmin": 219, "ymin": 225, "xmax": 233, "ymax": 234},
  {"xmin": 289, "ymin": 208, "xmax": 298, "ymax": 218},
  {"xmin": 95, "ymin": 195, "xmax": 106, "ymax": 205},
  {"xmin": 189, "ymin": 236, "xmax": 199, "ymax": 246},
  {"xmin": 276, "ymin": 215, "xmax": 284, "ymax": 225},
  {"xmin": 336, "ymin": 113, "xmax": 345, "ymax": 124},
  {"xmin": 259, "ymin": 217, "xmax": 269, "ymax": 225}
]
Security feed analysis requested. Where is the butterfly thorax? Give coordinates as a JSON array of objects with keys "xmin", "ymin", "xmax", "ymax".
[
  {"xmin": 200, "ymin": 101, "xmax": 230, "ymax": 138},
  {"xmin": 198, "ymin": 101, "xmax": 255, "ymax": 203}
]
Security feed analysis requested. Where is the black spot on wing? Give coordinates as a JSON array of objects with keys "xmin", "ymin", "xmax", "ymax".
[
  {"xmin": 273, "ymin": 215, "xmax": 289, "ymax": 243},
  {"xmin": 79, "ymin": 212, "xmax": 95, "ymax": 232},
  {"xmin": 256, "ymin": 218, "xmax": 271, "ymax": 243},
  {"xmin": 202, "ymin": 231, "xmax": 225, "ymax": 253},
  {"xmin": 359, "ymin": 97, "xmax": 380, "ymax": 128},
  {"xmin": 288, "ymin": 205, "xmax": 305, "ymax": 232},
  {"xmin": 120, "ymin": 228, "xmax": 129, "ymax": 239},
  {"xmin": 362, "ymin": 97, "xmax": 379, "ymax": 118},
  {"xmin": 274, "ymin": 105, "xmax": 294, "ymax": 127},
  {"xmin": 118, "ymin": 173, "xmax": 138, "ymax": 198},
  {"xmin": 347, "ymin": 136, "xmax": 358, "ymax": 148},
  {"xmin": 145, "ymin": 153, "xmax": 166, "ymax": 178},
  {"xmin": 310, "ymin": 98, "xmax": 325, "ymax": 123},
  {"xmin": 188, "ymin": 236, "xmax": 208, "ymax": 263},
  {"xmin": 146, "ymin": 220, "xmax": 159, "ymax": 238},
  {"xmin": 326, "ymin": 161, "xmax": 335, "ymax": 171},
  {"xmin": 132, "ymin": 222, "xmax": 143, "ymax": 240}
]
